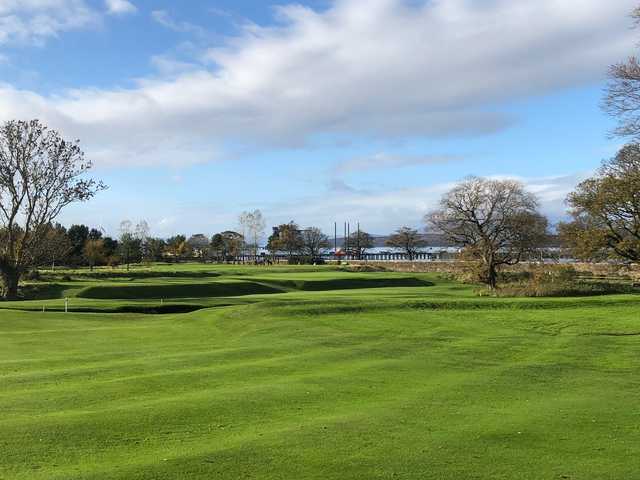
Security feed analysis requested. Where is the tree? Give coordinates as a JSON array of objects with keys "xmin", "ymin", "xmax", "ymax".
[
  {"xmin": 560, "ymin": 144, "xmax": 640, "ymax": 262},
  {"xmin": 348, "ymin": 230, "xmax": 375, "ymax": 257},
  {"xmin": 88, "ymin": 228, "xmax": 103, "ymax": 241},
  {"xmin": 166, "ymin": 235, "xmax": 186, "ymax": 260},
  {"xmin": 67, "ymin": 224, "xmax": 90, "ymax": 262},
  {"xmin": 187, "ymin": 234, "xmax": 210, "ymax": 261},
  {"xmin": 83, "ymin": 239, "xmax": 106, "ymax": 271},
  {"xmin": 427, "ymin": 177, "xmax": 548, "ymax": 289},
  {"xmin": 165, "ymin": 235, "xmax": 191, "ymax": 261},
  {"xmin": 302, "ymin": 227, "xmax": 329, "ymax": 258},
  {"xmin": 43, "ymin": 223, "xmax": 72, "ymax": 270},
  {"xmin": 267, "ymin": 222, "xmax": 303, "ymax": 257},
  {"xmin": 385, "ymin": 227, "xmax": 426, "ymax": 260},
  {"xmin": 603, "ymin": 7, "xmax": 640, "ymax": 141},
  {"xmin": 239, "ymin": 210, "xmax": 266, "ymax": 257},
  {"xmin": 145, "ymin": 238, "xmax": 166, "ymax": 262},
  {"xmin": 0, "ymin": 120, "xmax": 104, "ymax": 299},
  {"xmin": 238, "ymin": 212, "xmax": 251, "ymax": 257},
  {"xmin": 134, "ymin": 220, "xmax": 150, "ymax": 261},
  {"xmin": 102, "ymin": 236, "xmax": 119, "ymax": 265},
  {"xmin": 118, "ymin": 221, "xmax": 142, "ymax": 271},
  {"xmin": 213, "ymin": 231, "xmax": 244, "ymax": 261},
  {"xmin": 210, "ymin": 233, "xmax": 225, "ymax": 262}
]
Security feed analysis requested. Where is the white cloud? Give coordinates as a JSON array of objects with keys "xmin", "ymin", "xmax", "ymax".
[
  {"xmin": 0, "ymin": 0, "xmax": 98, "ymax": 45},
  {"xmin": 0, "ymin": 0, "xmax": 637, "ymax": 167},
  {"xmin": 151, "ymin": 10, "xmax": 205, "ymax": 36},
  {"xmin": 105, "ymin": 0, "xmax": 136, "ymax": 16},
  {"xmin": 264, "ymin": 172, "xmax": 587, "ymax": 235},
  {"xmin": 335, "ymin": 152, "xmax": 464, "ymax": 174}
]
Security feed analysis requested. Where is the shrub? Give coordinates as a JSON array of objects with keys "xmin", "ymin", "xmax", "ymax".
[
  {"xmin": 489, "ymin": 265, "xmax": 636, "ymax": 297},
  {"xmin": 287, "ymin": 256, "xmax": 325, "ymax": 265},
  {"xmin": 23, "ymin": 270, "xmax": 41, "ymax": 281},
  {"xmin": 495, "ymin": 281, "xmax": 636, "ymax": 297},
  {"xmin": 346, "ymin": 264, "xmax": 388, "ymax": 272}
]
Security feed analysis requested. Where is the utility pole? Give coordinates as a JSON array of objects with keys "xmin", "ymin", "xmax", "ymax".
[{"xmin": 344, "ymin": 222, "xmax": 347, "ymax": 253}]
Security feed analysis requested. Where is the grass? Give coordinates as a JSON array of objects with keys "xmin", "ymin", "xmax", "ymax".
[{"xmin": 1, "ymin": 263, "xmax": 640, "ymax": 479}]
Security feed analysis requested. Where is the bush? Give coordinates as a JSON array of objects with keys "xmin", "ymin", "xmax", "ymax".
[
  {"xmin": 345, "ymin": 264, "xmax": 388, "ymax": 272},
  {"xmin": 287, "ymin": 256, "xmax": 326, "ymax": 265},
  {"xmin": 498, "ymin": 270, "xmax": 532, "ymax": 284},
  {"xmin": 494, "ymin": 281, "xmax": 636, "ymax": 297},
  {"xmin": 487, "ymin": 265, "xmax": 636, "ymax": 297},
  {"xmin": 23, "ymin": 270, "xmax": 41, "ymax": 281}
]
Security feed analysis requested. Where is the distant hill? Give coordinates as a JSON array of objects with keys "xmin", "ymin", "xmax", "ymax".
[
  {"xmin": 334, "ymin": 233, "xmax": 562, "ymax": 249},
  {"xmin": 334, "ymin": 233, "xmax": 458, "ymax": 248}
]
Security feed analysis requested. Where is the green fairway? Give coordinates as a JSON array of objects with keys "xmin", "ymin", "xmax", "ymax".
[{"xmin": 1, "ymin": 264, "xmax": 639, "ymax": 479}]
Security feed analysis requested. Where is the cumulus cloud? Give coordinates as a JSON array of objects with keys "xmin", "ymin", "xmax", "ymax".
[
  {"xmin": 105, "ymin": 0, "xmax": 136, "ymax": 16},
  {"xmin": 0, "ymin": 0, "xmax": 637, "ymax": 167}
]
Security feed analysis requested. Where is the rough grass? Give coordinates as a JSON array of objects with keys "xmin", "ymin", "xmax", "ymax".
[{"xmin": 1, "ymin": 264, "xmax": 639, "ymax": 479}]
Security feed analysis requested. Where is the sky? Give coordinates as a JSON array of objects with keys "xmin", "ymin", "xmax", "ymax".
[{"xmin": 0, "ymin": 0, "xmax": 636, "ymax": 238}]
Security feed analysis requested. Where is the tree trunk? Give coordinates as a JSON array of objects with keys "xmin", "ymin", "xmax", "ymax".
[
  {"xmin": 1, "ymin": 267, "xmax": 20, "ymax": 300},
  {"xmin": 487, "ymin": 264, "xmax": 498, "ymax": 290}
]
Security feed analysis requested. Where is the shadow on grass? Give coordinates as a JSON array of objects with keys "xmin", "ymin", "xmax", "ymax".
[
  {"xmin": 80, "ymin": 304, "xmax": 212, "ymax": 314},
  {"xmin": 48, "ymin": 270, "xmax": 222, "ymax": 280},
  {"xmin": 77, "ymin": 277, "xmax": 435, "ymax": 300},
  {"xmin": 269, "ymin": 277, "xmax": 434, "ymax": 291},
  {"xmin": 17, "ymin": 283, "xmax": 68, "ymax": 301},
  {"xmin": 77, "ymin": 282, "xmax": 282, "ymax": 300}
]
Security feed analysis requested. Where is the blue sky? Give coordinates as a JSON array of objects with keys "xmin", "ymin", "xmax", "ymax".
[{"xmin": 0, "ymin": 0, "xmax": 635, "ymax": 237}]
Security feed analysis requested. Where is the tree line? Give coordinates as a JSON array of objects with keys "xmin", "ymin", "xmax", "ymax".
[{"xmin": 1, "ymin": 123, "xmax": 639, "ymax": 298}]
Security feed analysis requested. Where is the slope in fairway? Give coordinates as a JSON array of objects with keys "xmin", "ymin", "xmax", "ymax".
[{"xmin": 1, "ymin": 265, "xmax": 639, "ymax": 479}]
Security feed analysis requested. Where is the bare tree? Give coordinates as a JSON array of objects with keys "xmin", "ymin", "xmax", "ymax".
[
  {"xmin": 239, "ymin": 210, "xmax": 266, "ymax": 257},
  {"xmin": 238, "ymin": 212, "xmax": 251, "ymax": 258},
  {"xmin": 603, "ymin": 7, "xmax": 640, "ymax": 140},
  {"xmin": 249, "ymin": 210, "xmax": 266, "ymax": 256},
  {"xmin": 134, "ymin": 220, "xmax": 150, "ymax": 260},
  {"xmin": 302, "ymin": 227, "xmax": 330, "ymax": 258},
  {"xmin": 0, "ymin": 120, "xmax": 105, "ymax": 299},
  {"xmin": 385, "ymin": 227, "xmax": 426, "ymax": 260},
  {"xmin": 426, "ymin": 177, "xmax": 548, "ymax": 289}
]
